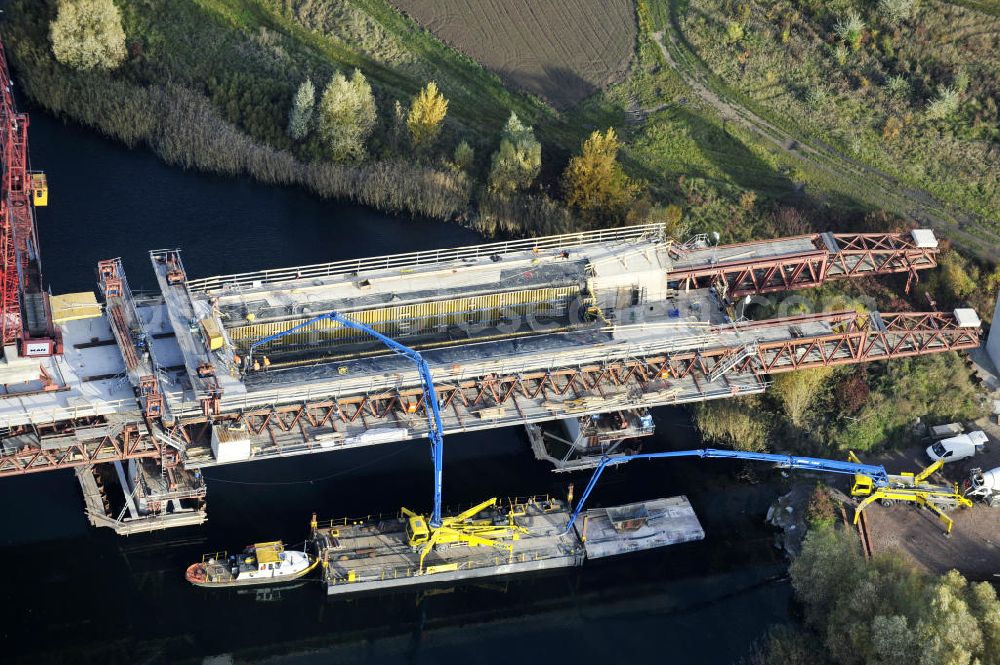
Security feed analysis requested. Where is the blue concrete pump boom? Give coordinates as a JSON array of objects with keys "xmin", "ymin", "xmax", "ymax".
[
  {"xmin": 563, "ymin": 448, "xmax": 890, "ymax": 533},
  {"xmin": 246, "ymin": 312, "xmax": 447, "ymax": 527}
]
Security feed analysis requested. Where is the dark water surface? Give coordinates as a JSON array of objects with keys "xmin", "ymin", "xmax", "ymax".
[{"xmin": 0, "ymin": 114, "xmax": 792, "ymax": 664}]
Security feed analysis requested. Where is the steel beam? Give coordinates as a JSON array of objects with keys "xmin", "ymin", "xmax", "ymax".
[
  {"xmin": 168, "ymin": 310, "xmax": 978, "ymax": 461},
  {"xmin": 668, "ymin": 232, "xmax": 938, "ymax": 297},
  {"xmin": 0, "ymin": 422, "xmax": 161, "ymax": 476}
]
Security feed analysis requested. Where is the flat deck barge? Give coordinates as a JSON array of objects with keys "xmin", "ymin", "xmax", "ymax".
[{"xmin": 313, "ymin": 495, "xmax": 703, "ymax": 596}]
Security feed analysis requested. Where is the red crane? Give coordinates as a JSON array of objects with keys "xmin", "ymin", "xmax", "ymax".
[{"xmin": 0, "ymin": 40, "xmax": 56, "ymax": 357}]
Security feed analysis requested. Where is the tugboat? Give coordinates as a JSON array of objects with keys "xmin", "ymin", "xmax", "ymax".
[{"xmin": 185, "ymin": 541, "xmax": 319, "ymax": 588}]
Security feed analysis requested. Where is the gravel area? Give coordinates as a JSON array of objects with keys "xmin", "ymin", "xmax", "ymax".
[{"xmin": 862, "ymin": 434, "xmax": 1000, "ymax": 581}]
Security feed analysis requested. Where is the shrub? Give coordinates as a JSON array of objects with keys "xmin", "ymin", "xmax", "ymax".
[
  {"xmin": 833, "ymin": 11, "xmax": 865, "ymax": 51},
  {"xmin": 452, "ymin": 140, "xmax": 474, "ymax": 172},
  {"xmin": 771, "ymin": 367, "xmax": 833, "ymax": 428},
  {"xmin": 693, "ymin": 396, "xmax": 770, "ymax": 452},
  {"xmin": 885, "ymin": 75, "xmax": 910, "ymax": 99},
  {"xmin": 488, "ymin": 112, "xmax": 541, "ymax": 194},
  {"xmin": 806, "ymin": 485, "xmax": 837, "ymax": 529},
  {"xmin": 925, "ymin": 85, "xmax": 960, "ymax": 121},
  {"xmin": 882, "ymin": 115, "xmax": 902, "ymax": 142},
  {"xmin": 878, "ymin": 0, "xmax": 917, "ymax": 25},
  {"xmin": 726, "ymin": 21, "xmax": 744, "ymax": 44}
]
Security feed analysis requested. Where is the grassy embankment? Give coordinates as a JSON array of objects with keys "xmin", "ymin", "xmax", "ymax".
[{"xmin": 670, "ymin": 0, "xmax": 1000, "ymax": 250}]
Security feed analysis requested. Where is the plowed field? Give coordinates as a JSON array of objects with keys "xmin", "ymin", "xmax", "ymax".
[{"xmin": 389, "ymin": 0, "xmax": 636, "ymax": 108}]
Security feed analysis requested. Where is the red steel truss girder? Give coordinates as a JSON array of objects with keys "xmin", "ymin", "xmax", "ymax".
[
  {"xmin": 0, "ymin": 310, "xmax": 974, "ymax": 475},
  {"xmin": 668, "ymin": 232, "xmax": 937, "ymax": 297},
  {"xmin": 169, "ymin": 311, "xmax": 978, "ymax": 444},
  {"xmin": 0, "ymin": 423, "xmax": 161, "ymax": 477}
]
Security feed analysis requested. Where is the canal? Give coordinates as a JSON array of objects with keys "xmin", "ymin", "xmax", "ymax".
[{"xmin": 0, "ymin": 113, "xmax": 793, "ymax": 664}]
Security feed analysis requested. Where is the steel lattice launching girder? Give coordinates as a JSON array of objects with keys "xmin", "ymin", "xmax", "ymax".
[
  {"xmin": 163, "ymin": 309, "xmax": 978, "ymax": 466},
  {"xmin": 0, "ymin": 420, "xmax": 161, "ymax": 476},
  {"xmin": 668, "ymin": 232, "xmax": 938, "ymax": 298}
]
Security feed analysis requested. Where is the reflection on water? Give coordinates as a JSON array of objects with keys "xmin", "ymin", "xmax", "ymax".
[{"xmin": 0, "ymin": 113, "xmax": 792, "ymax": 665}]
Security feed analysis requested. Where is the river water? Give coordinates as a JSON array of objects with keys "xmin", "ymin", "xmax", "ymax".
[{"xmin": 0, "ymin": 113, "xmax": 792, "ymax": 664}]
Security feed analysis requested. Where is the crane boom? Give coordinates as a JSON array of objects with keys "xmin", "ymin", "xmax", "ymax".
[
  {"xmin": 247, "ymin": 311, "xmax": 446, "ymax": 527},
  {"xmin": 563, "ymin": 448, "xmax": 889, "ymax": 532}
]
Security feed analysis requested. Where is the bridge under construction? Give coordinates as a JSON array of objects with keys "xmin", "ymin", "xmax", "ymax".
[
  {"xmin": 0, "ymin": 41, "xmax": 983, "ymax": 535},
  {"xmin": 0, "ymin": 220, "xmax": 981, "ymax": 532}
]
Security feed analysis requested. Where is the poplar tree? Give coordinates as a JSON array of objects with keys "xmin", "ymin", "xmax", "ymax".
[
  {"xmin": 287, "ymin": 78, "xmax": 316, "ymax": 141},
  {"xmin": 562, "ymin": 128, "xmax": 638, "ymax": 218},
  {"xmin": 318, "ymin": 69, "xmax": 377, "ymax": 162},
  {"xmin": 488, "ymin": 112, "xmax": 541, "ymax": 194},
  {"xmin": 407, "ymin": 82, "xmax": 448, "ymax": 150}
]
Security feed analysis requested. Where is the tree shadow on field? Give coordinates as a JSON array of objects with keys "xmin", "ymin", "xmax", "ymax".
[
  {"xmin": 627, "ymin": 106, "xmax": 800, "ymax": 201},
  {"xmin": 530, "ymin": 66, "xmax": 628, "ymax": 186},
  {"xmin": 497, "ymin": 64, "xmax": 601, "ymax": 112}
]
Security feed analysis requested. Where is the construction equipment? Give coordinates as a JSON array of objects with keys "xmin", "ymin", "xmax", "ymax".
[
  {"xmin": 562, "ymin": 448, "xmax": 890, "ymax": 532},
  {"xmin": 248, "ymin": 312, "xmax": 534, "ymax": 569},
  {"xmin": 562, "ymin": 448, "xmax": 971, "ymax": 535},
  {"xmin": 0, "ymin": 40, "xmax": 56, "ymax": 354},
  {"xmin": 966, "ymin": 467, "xmax": 1000, "ymax": 507},
  {"xmin": 248, "ymin": 310, "xmax": 448, "ymax": 526},
  {"xmin": 847, "ymin": 452, "xmax": 972, "ymax": 533},
  {"xmin": 402, "ymin": 497, "xmax": 529, "ymax": 572}
]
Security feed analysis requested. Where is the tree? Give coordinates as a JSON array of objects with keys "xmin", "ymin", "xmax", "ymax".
[
  {"xmin": 771, "ymin": 367, "xmax": 832, "ymax": 428},
  {"xmin": 939, "ymin": 251, "xmax": 977, "ymax": 301},
  {"xmin": 789, "ymin": 522, "xmax": 1000, "ymax": 665},
  {"xmin": 790, "ymin": 526, "xmax": 864, "ymax": 628},
  {"xmin": 407, "ymin": 81, "xmax": 448, "ymax": 150},
  {"xmin": 488, "ymin": 112, "xmax": 541, "ymax": 194},
  {"xmin": 562, "ymin": 128, "xmax": 638, "ymax": 219},
  {"xmin": 453, "ymin": 140, "xmax": 474, "ymax": 172},
  {"xmin": 50, "ymin": 0, "xmax": 126, "ymax": 70},
  {"xmin": 833, "ymin": 10, "xmax": 865, "ymax": 51},
  {"xmin": 317, "ymin": 69, "xmax": 377, "ymax": 162},
  {"xmin": 693, "ymin": 396, "xmax": 769, "ymax": 452},
  {"xmin": 287, "ymin": 78, "xmax": 316, "ymax": 141}
]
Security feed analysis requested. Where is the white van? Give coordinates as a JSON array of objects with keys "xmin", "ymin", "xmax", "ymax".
[{"xmin": 926, "ymin": 430, "xmax": 988, "ymax": 463}]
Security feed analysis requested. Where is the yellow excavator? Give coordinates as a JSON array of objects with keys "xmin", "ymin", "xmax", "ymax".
[
  {"xmin": 402, "ymin": 497, "xmax": 531, "ymax": 573},
  {"xmin": 848, "ymin": 452, "xmax": 972, "ymax": 533}
]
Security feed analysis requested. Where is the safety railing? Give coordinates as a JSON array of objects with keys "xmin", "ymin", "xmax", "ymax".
[{"xmin": 187, "ymin": 224, "xmax": 664, "ymax": 293}]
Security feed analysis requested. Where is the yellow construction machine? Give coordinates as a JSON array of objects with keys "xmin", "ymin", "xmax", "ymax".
[
  {"xmin": 848, "ymin": 452, "xmax": 972, "ymax": 533},
  {"xmin": 402, "ymin": 497, "xmax": 530, "ymax": 573}
]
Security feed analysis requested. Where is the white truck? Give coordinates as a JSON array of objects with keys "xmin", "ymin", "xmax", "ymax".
[
  {"xmin": 966, "ymin": 467, "xmax": 1000, "ymax": 507},
  {"xmin": 926, "ymin": 430, "xmax": 989, "ymax": 463}
]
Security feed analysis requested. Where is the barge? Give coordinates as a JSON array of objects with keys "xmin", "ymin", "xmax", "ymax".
[{"xmin": 312, "ymin": 495, "xmax": 703, "ymax": 596}]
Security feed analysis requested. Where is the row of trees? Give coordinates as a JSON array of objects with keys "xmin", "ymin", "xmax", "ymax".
[
  {"xmin": 285, "ymin": 68, "xmax": 642, "ymax": 228},
  {"xmin": 287, "ymin": 73, "xmax": 448, "ymax": 161}
]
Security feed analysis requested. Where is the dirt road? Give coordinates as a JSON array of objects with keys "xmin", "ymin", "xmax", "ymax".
[{"xmin": 651, "ymin": 5, "xmax": 999, "ymax": 260}]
